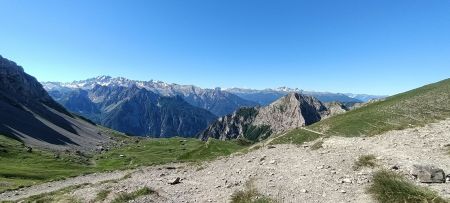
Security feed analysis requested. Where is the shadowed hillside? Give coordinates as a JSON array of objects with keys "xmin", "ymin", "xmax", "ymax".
[{"xmin": 0, "ymin": 55, "xmax": 111, "ymax": 151}]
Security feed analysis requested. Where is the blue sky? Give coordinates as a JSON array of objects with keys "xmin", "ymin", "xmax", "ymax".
[{"xmin": 0, "ymin": 0, "xmax": 449, "ymax": 95}]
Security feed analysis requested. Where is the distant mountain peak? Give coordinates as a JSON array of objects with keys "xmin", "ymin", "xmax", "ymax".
[
  {"xmin": 274, "ymin": 86, "xmax": 302, "ymax": 92},
  {"xmin": 94, "ymin": 75, "xmax": 112, "ymax": 80}
]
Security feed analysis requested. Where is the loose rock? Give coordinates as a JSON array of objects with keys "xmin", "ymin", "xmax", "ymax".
[
  {"xmin": 410, "ymin": 165, "xmax": 446, "ymax": 183},
  {"xmin": 169, "ymin": 177, "xmax": 181, "ymax": 185}
]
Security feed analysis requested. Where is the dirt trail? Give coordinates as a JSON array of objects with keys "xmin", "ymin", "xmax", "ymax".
[
  {"xmin": 300, "ymin": 127, "xmax": 325, "ymax": 136},
  {"xmin": 1, "ymin": 119, "xmax": 450, "ymax": 202}
]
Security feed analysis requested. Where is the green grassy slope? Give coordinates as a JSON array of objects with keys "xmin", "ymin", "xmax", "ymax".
[
  {"xmin": 0, "ymin": 135, "xmax": 92, "ymax": 192},
  {"xmin": 177, "ymin": 139, "xmax": 245, "ymax": 161},
  {"xmin": 96, "ymin": 137, "xmax": 245, "ymax": 170},
  {"xmin": 0, "ymin": 135, "xmax": 245, "ymax": 192},
  {"xmin": 272, "ymin": 78, "xmax": 450, "ymax": 144},
  {"xmin": 270, "ymin": 128, "xmax": 322, "ymax": 145}
]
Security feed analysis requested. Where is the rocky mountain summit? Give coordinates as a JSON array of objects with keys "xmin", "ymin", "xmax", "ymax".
[
  {"xmin": 199, "ymin": 93, "xmax": 346, "ymax": 141},
  {"xmin": 0, "ymin": 55, "xmax": 110, "ymax": 151},
  {"xmin": 43, "ymin": 76, "xmax": 257, "ymax": 116},
  {"xmin": 48, "ymin": 84, "xmax": 217, "ymax": 138}
]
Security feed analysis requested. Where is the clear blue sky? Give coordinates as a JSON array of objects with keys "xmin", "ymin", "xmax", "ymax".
[{"xmin": 0, "ymin": 0, "xmax": 449, "ymax": 95}]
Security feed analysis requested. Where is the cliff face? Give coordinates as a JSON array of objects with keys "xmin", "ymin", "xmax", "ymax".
[
  {"xmin": 199, "ymin": 93, "xmax": 344, "ymax": 141},
  {"xmin": 0, "ymin": 56, "xmax": 68, "ymax": 114},
  {"xmin": 199, "ymin": 107, "xmax": 262, "ymax": 141}
]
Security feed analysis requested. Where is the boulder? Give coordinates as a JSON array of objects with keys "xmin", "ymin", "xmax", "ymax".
[
  {"xmin": 390, "ymin": 165, "xmax": 400, "ymax": 170},
  {"xmin": 410, "ymin": 165, "xmax": 445, "ymax": 183},
  {"xmin": 169, "ymin": 177, "xmax": 181, "ymax": 185}
]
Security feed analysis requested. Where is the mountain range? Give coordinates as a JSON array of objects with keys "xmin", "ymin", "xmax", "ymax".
[
  {"xmin": 343, "ymin": 93, "xmax": 388, "ymax": 103},
  {"xmin": 225, "ymin": 87, "xmax": 385, "ymax": 106},
  {"xmin": 42, "ymin": 76, "xmax": 385, "ymax": 138},
  {"xmin": 44, "ymin": 76, "xmax": 258, "ymax": 117},
  {"xmin": 43, "ymin": 77, "xmax": 261, "ymax": 137}
]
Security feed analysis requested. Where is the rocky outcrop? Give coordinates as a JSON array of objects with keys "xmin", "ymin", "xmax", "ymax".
[
  {"xmin": 49, "ymin": 85, "xmax": 217, "ymax": 137},
  {"xmin": 199, "ymin": 107, "xmax": 266, "ymax": 141},
  {"xmin": 323, "ymin": 102, "xmax": 349, "ymax": 118},
  {"xmin": 0, "ymin": 55, "xmax": 110, "ymax": 151},
  {"xmin": 199, "ymin": 93, "xmax": 341, "ymax": 141},
  {"xmin": 252, "ymin": 93, "xmax": 328, "ymax": 133}
]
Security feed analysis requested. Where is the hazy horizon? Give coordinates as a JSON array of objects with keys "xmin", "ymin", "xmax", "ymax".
[{"xmin": 1, "ymin": 0, "xmax": 449, "ymax": 95}]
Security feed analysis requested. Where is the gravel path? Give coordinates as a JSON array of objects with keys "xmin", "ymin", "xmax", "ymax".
[{"xmin": 1, "ymin": 119, "xmax": 449, "ymax": 202}]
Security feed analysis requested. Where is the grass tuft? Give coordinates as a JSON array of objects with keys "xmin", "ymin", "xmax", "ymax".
[
  {"xmin": 231, "ymin": 180, "xmax": 276, "ymax": 203},
  {"xmin": 310, "ymin": 140, "xmax": 324, "ymax": 150},
  {"xmin": 94, "ymin": 189, "xmax": 111, "ymax": 202},
  {"xmin": 120, "ymin": 173, "xmax": 132, "ymax": 180},
  {"xmin": 353, "ymin": 155, "xmax": 377, "ymax": 170},
  {"xmin": 111, "ymin": 187, "xmax": 155, "ymax": 203},
  {"xmin": 368, "ymin": 170, "xmax": 448, "ymax": 203}
]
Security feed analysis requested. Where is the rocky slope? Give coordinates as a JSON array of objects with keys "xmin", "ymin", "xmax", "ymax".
[
  {"xmin": 0, "ymin": 55, "xmax": 110, "ymax": 151},
  {"xmin": 226, "ymin": 87, "xmax": 372, "ymax": 106},
  {"xmin": 43, "ymin": 76, "xmax": 257, "ymax": 117},
  {"xmin": 48, "ymin": 85, "xmax": 217, "ymax": 138},
  {"xmin": 199, "ymin": 93, "xmax": 345, "ymax": 141}
]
